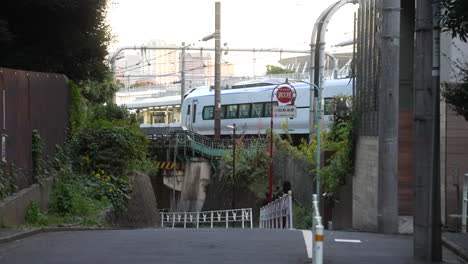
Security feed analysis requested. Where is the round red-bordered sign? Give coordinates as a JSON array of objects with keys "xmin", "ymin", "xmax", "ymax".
[{"xmin": 276, "ymin": 85, "xmax": 295, "ymax": 104}]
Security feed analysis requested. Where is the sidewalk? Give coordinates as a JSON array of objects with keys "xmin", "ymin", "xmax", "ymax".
[
  {"xmin": 443, "ymin": 232, "xmax": 468, "ymax": 263},
  {"xmin": 323, "ymin": 230, "xmax": 466, "ymax": 264}
]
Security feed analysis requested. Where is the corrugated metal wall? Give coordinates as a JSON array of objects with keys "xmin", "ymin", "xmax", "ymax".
[
  {"xmin": 356, "ymin": 0, "xmax": 380, "ymax": 136},
  {"xmin": 0, "ymin": 67, "xmax": 70, "ymax": 189}
]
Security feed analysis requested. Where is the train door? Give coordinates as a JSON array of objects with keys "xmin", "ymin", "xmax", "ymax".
[{"xmin": 184, "ymin": 100, "xmax": 198, "ymax": 131}]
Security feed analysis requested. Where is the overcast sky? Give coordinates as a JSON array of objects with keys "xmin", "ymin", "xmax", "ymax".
[{"xmin": 107, "ymin": 0, "xmax": 357, "ymax": 75}]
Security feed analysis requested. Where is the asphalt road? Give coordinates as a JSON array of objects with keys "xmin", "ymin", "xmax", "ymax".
[{"xmin": 0, "ymin": 228, "xmax": 309, "ymax": 264}]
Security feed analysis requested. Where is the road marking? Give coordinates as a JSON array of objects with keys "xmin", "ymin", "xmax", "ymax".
[
  {"xmin": 334, "ymin": 239, "xmax": 362, "ymax": 243},
  {"xmin": 301, "ymin": 230, "xmax": 313, "ymax": 259}
]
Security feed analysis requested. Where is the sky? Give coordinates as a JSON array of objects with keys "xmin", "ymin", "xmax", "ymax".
[{"xmin": 107, "ymin": 0, "xmax": 357, "ymax": 76}]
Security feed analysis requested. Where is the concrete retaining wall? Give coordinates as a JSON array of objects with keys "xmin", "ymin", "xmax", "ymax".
[
  {"xmin": 352, "ymin": 136, "xmax": 379, "ymax": 231},
  {"xmin": 0, "ymin": 177, "xmax": 54, "ymax": 227}
]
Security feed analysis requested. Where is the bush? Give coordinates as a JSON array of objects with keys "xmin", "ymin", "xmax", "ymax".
[
  {"xmin": 72, "ymin": 119, "xmax": 148, "ymax": 176},
  {"xmin": 49, "ymin": 180, "xmax": 74, "ymax": 216},
  {"xmin": 89, "ymin": 103, "xmax": 137, "ymax": 125},
  {"xmin": 293, "ymin": 203, "xmax": 312, "ymax": 229},
  {"xmin": 25, "ymin": 201, "xmax": 48, "ymax": 226}
]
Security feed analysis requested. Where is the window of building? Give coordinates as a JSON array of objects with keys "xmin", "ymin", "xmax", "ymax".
[
  {"xmin": 238, "ymin": 104, "xmax": 251, "ymax": 118},
  {"xmin": 203, "ymin": 106, "xmax": 214, "ymax": 120},
  {"xmin": 252, "ymin": 103, "xmax": 264, "ymax": 118},
  {"xmin": 226, "ymin": 104, "xmax": 238, "ymax": 119}
]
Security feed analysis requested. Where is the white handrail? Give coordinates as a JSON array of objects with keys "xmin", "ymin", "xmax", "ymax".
[
  {"xmin": 160, "ymin": 208, "xmax": 253, "ymax": 229},
  {"xmin": 462, "ymin": 173, "xmax": 467, "ymax": 233},
  {"xmin": 259, "ymin": 191, "xmax": 293, "ymax": 229}
]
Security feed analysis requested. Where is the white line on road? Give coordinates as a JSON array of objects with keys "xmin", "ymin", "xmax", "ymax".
[
  {"xmin": 334, "ymin": 239, "xmax": 362, "ymax": 243},
  {"xmin": 301, "ymin": 230, "xmax": 313, "ymax": 259}
]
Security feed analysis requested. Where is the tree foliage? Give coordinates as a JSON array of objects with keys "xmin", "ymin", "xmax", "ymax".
[
  {"xmin": 266, "ymin": 65, "xmax": 295, "ymax": 75},
  {"xmin": 0, "ymin": 0, "xmax": 112, "ymax": 82},
  {"xmin": 441, "ymin": 0, "xmax": 468, "ymax": 42},
  {"xmin": 442, "ymin": 60, "xmax": 468, "ymax": 121}
]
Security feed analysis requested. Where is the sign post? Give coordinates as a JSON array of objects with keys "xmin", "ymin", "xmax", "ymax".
[{"xmin": 269, "ymin": 82, "xmax": 296, "ymax": 202}]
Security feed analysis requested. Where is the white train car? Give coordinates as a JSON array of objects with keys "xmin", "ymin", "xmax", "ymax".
[{"xmin": 181, "ymin": 78, "xmax": 352, "ymax": 137}]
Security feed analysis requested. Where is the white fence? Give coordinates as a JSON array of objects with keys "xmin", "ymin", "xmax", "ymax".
[
  {"xmin": 160, "ymin": 208, "xmax": 253, "ymax": 228},
  {"xmin": 463, "ymin": 173, "xmax": 468, "ymax": 233},
  {"xmin": 259, "ymin": 191, "xmax": 293, "ymax": 229},
  {"xmin": 312, "ymin": 194, "xmax": 324, "ymax": 264}
]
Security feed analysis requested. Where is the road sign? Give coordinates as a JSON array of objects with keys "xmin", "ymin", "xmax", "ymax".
[
  {"xmin": 276, "ymin": 85, "xmax": 295, "ymax": 104},
  {"xmin": 273, "ymin": 105, "xmax": 297, "ymax": 118}
]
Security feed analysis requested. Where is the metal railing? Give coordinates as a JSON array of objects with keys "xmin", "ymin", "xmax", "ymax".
[
  {"xmin": 463, "ymin": 173, "xmax": 468, "ymax": 233},
  {"xmin": 160, "ymin": 208, "xmax": 253, "ymax": 229},
  {"xmin": 172, "ymin": 130, "xmax": 268, "ymax": 158},
  {"xmin": 259, "ymin": 191, "xmax": 293, "ymax": 229},
  {"xmin": 312, "ymin": 194, "xmax": 324, "ymax": 264}
]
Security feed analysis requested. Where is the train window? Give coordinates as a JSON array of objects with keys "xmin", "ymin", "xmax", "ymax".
[
  {"xmin": 221, "ymin": 105, "xmax": 227, "ymax": 119},
  {"xmin": 263, "ymin": 102, "xmax": 277, "ymax": 117},
  {"xmin": 226, "ymin": 104, "xmax": 238, "ymax": 119},
  {"xmin": 238, "ymin": 104, "xmax": 251, "ymax": 118},
  {"xmin": 203, "ymin": 106, "xmax": 214, "ymax": 120},
  {"xmin": 252, "ymin": 103, "xmax": 264, "ymax": 118},
  {"xmin": 324, "ymin": 98, "xmax": 334, "ymax": 115},
  {"xmin": 187, "ymin": 105, "xmax": 191, "ymax": 115}
]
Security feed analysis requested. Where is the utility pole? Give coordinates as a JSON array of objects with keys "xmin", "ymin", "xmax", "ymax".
[
  {"xmin": 214, "ymin": 2, "xmax": 222, "ymax": 139},
  {"xmin": 180, "ymin": 42, "xmax": 186, "ymax": 105},
  {"xmin": 414, "ymin": 0, "xmax": 442, "ymax": 261},
  {"xmin": 377, "ymin": 0, "xmax": 400, "ymax": 234}
]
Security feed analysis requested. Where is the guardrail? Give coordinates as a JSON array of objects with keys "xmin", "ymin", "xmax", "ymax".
[
  {"xmin": 160, "ymin": 208, "xmax": 253, "ymax": 228},
  {"xmin": 463, "ymin": 173, "xmax": 468, "ymax": 233},
  {"xmin": 259, "ymin": 191, "xmax": 293, "ymax": 229},
  {"xmin": 312, "ymin": 194, "xmax": 324, "ymax": 264}
]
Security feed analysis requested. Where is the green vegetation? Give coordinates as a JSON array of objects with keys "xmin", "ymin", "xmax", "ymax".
[
  {"xmin": 32, "ymin": 130, "xmax": 46, "ymax": 182},
  {"xmin": 441, "ymin": 0, "xmax": 468, "ymax": 42},
  {"xmin": 0, "ymin": 0, "xmax": 112, "ymax": 83},
  {"xmin": 266, "ymin": 65, "xmax": 295, "ymax": 75},
  {"xmin": 442, "ymin": 60, "xmax": 468, "ymax": 121},
  {"xmin": 0, "ymin": 162, "xmax": 19, "ymax": 200},
  {"xmin": 216, "ymin": 140, "xmax": 270, "ymax": 208},
  {"xmin": 293, "ymin": 203, "xmax": 313, "ymax": 229},
  {"xmin": 19, "ymin": 81, "xmax": 156, "ymax": 227}
]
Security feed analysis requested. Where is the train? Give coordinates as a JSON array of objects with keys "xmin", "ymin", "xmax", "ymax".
[{"xmin": 180, "ymin": 78, "xmax": 353, "ymax": 138}]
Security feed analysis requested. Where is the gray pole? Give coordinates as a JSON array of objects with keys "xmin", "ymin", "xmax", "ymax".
[
  {"xmin": 232, "ymin": 124, "xmax": 236, "ymax": 209},
  {"xmin": 377, "ymin": 0, "xmax": 400, "ymax": 234},
  {"xmin": 214, "ymin": 2, "xmax": 222, "ymax": 139},
  {"xmin": 431, "ymin": 0, "xmax": 442, "ymax": 260},
  {"xmin": 181, "ymin": 42, "xmax": 186, "ymax": 105},
  {"xmin": 414, "ymin": 0, "xmax": 441, "ymax": 260}
]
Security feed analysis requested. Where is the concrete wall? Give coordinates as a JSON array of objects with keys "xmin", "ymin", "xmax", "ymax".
[
  {"xmin": 273, "ymin": 152, "xmax": 314, "ymax": 206},
  {"xmin": 352, "ymin": 136, "xmax": 379, "ymax": 231},
  {"xmin": 0, "ymin": 177, "xmax": 54, "ymax": 227},
  {"xmin": 177, "ymin": 157, "xmax": 211, "ymax": 212}
]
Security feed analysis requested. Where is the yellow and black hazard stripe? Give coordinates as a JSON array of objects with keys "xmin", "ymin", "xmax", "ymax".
[{"xmin": 156, "ymin": 161, "xmax": 181, "ymax": 170}]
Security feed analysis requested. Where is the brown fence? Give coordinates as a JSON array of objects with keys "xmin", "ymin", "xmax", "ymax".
[{"xmin": 0, "ymin": 67, "xmax": 70, "ymax": 189}]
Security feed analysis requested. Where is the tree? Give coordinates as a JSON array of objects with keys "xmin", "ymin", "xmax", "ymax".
[
  {"xmin": 439, "ymin": 0, "xmax": 468, "ymax": 120},
  {"xmin": 266, "ymin": 65, "xmax": 295, "ymax": 75},
  {"xmin": 441, "ymin": 0, "xmax": 468, "ymax": 42},
  {"xmin": 442, "ymin": 61, "xmax": 468, "ymax": 121},
  {"xmin": 0, "ymin": 0, "xmax": 111, "ymax": 83}
]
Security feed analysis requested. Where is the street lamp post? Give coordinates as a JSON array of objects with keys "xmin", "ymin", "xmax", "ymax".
[
  {"xmin": 296, "ymin": 80, "xmax": 322, "ymax": 199},
  {"xmin": 227, "ymin": 124, "xmax": 236, "ymax": 209}
]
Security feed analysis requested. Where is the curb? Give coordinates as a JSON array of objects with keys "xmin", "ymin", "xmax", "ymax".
[
  {"xmin": 0, "ymin": 227, "xmax": 132, "ymax": 245},
  {"xmin": 0, "ymin": 228, "xmax": 42, "ymax": 244},
  {"xmin": 442, "ymin": 236, "xmax": 468, "ymax": 263}
]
